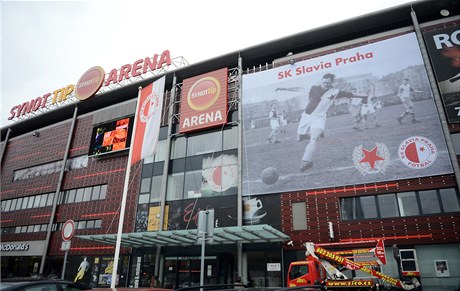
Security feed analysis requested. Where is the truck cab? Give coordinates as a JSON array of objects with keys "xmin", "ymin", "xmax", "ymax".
[{"xmin": 287, "ymin": 259, "xmax": 325, "ymax": 287}]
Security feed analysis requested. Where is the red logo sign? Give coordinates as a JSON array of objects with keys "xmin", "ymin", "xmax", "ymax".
[
  {"xmin": 179, "ymin": 68, "xmax": 228, "ymax": 133},
  {"xmin": 399, "ymin": 136, "xmax": 437, "ymax": 169},
  {"xmin": 187, "ymin": 77, "xmax": 221, "ymax": 110},
  {"xmin": 75, "ymin": 66, "xmax": 105, "ymax": 101}
]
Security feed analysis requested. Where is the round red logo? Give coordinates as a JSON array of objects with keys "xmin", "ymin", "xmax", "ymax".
[
  {"xmin": 398, "ymin": 136, "xmax": 437, "ymax": 169},
  {"xmin": 75, "ymin": 66, "xmax": 105, "ymax": 101},
  {"xmin": 187, "ymin": 77, "xmax": 221, "ymax": 111}
]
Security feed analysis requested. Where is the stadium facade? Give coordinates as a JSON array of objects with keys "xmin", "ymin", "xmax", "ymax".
[{"xmin": 1, "ymin": 1, "xmax": 459, "ymax": 290}]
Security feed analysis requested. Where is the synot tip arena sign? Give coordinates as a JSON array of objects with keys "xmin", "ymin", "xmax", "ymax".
[
  {"xmin": 179, "ymin": 68, "xmax": 228, "ymax": 133},
  {"xmin": 8, "ymin": 50, "xmax": 172, "ymax": 121}
]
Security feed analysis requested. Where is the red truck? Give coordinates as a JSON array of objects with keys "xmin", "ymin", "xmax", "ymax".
[{"xmin": 287, "ymin": 240, "xmax": 421, "ymax": 291}]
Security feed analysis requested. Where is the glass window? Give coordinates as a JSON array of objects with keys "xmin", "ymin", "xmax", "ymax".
[
  {"xmin": 67, "ymin": 189, "xmax": 76, "ymax": 204},
  {"xmin": 67, "ymin": 155, "xmax": 88, "ymax": 170},
  {"xmin": 41, "ymin": 224, "xmax": 47, "ymax": 232},
  {"xmin": 397, "ymin": 192, "xmax": 419, "ymax": 217},
  {"xmin": 419, "ymin": 190, "xmax": 440, "ymax": 214},
  {"xmin": 360, "ymin": 196, "xmax": 378, "ymax": 219},
  {"xmin": 450, "ymin": 133, "xmax": 460, "ymax": 154},
  {"xmin": 184, "ymin": 170, "xmax": 203, "ymax": 199},
  {"xmin": 95, "ymin": 220, "xmax": 102, "ymax": 228},
  {"xmin": 341, "ymin": 198, "xmax": 353, "ymax": 221},
  {"xmin": 39, "ymin": 194, "xmax": 47, "ymax": 207},
  {"xmin": 10, "ymin": 199, "xmax": 17, "ymax": 211},
  {"xmin": 166, "ymin": 173, "xmax": 184, "ymax": 201},
  {"xmin": 77, "ymin": 221, "xmax": 86, "ymax": 229},
  {"xmin": 139, "ymin": 194, "xmax": 150, "ymax": 204},
  {"xmin": 47, "ymin": 193, "xmax": 54, "ymax": 206},
  {"xmin": 1, "ymin": 200, "xmax": 7, "ymax": 212},
  {"xmin": 440, "ymin": 188, "xmax": 460, "ymax": 212},
  {"xmin": 292, "ymin": 202, "xmax": 308, "ymax": 230},
  {"xmin": 187, "ymin": 131, "xmax": 222, "ymax": 156},
  {"xmin": 16, "ymin": 197, "xmax": 24, "ymax": 210},
  {"xmin": 150, "ymin": 176, "xmax": 162, "ymax": 203},
  {"xmin": 223, "ymin": 126, "xmax": 238, "ymax": 150},
  {"xmin": 8, "ymin": 199, "xmax": 14, "ymax": 211},
  {"xmin": 86, "ymin": 220, "xmax": 95, "ymax": 229},
  {"xmin": 34, "ymin": 225, "xmax": 40, "ymax": 232},
  {"xmin": 15, "ymin": 226, "xmax": 21, "ymax": 233},
  {"xmin": 142, "ymin": 163, "xmax": 154, "ymax": 178},
  {"xmin": 27, "ymin": 196, "xmax": 34, "ymax": 208},
  {"xmin": 27, "ymin": 225, "xmax": 34, "ymax": 232},
  {"xmin": 22, "ymin": 197, "xmax": 29, "ymax": 209},
  {"xmin": 12, "ymin": 157, "xmax": 89, "ymax": 182},
  {"xmin": 399, "ymin": 249, "xmax": 419, "ymax": 273},
  {"xmin": 5, "ymin": 200, "xmax": 12, "ymax": 212},
  {"xmin": 75, "ymin": 188, "xmax": 84, "ymax": 203},
  {"xmin": 155, "ymin": 140, "xmax": 167, "ymax": 162},
  {"xmin": 82, "ymin": 188, "xmax": 92, "ymax": 202},
  {"xmin": 33, "ymin": 196, "xmax": 41, "ymax": 208},
  {"xmin": 171, "ymin": 136, "xmax": 186, "ymax": 159},
  {"xmin": 340, "ymin": 197, "xmax": 365, "ymax": 220},
  {"xmin": 140, "ymin": 178, "xmax": 151, "ymax": 193},
  {"xmin": 100, "ymin": 185, "xmax": 107, "ymax": 200},
  {"xmin": 153, "ymin": 161, "xmax": 165, "ymax": 176},
  {"xmin": 378, "ymin": 194, "xmax": 399, "ymax": 218},
  {"xmin": 57, "ymin": 192, "xmax": 64, "ymax": 205},
  {"xmin": 91, "ymin": 186, "xmax": 101, "ymax": 200}
]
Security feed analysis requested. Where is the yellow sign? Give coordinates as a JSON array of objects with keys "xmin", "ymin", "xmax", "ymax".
[{"xmin": 148, "ymin": 205, "xmax": 169, "ymax": 231}]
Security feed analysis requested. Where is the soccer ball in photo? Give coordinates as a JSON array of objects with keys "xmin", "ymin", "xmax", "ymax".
[{"xmin": 261, "ymin": 167, "xmax": 279, "ymax": 185}]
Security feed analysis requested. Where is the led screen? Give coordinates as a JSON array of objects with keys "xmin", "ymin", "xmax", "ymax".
[{"xmin": 88, "ymin": 116, "xmax": 134, "ymax": 156}]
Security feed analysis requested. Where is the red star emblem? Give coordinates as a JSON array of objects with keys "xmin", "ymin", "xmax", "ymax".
[{"xmin": 360, "ymin": 146, "xmax": 385, "ymax": 169}]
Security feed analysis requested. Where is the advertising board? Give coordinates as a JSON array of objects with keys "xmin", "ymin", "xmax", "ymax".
[
  {"xmin": 179, "ymin": 68, "xmax": 228, "ymax": 133},
  {"xmin": 424, "ymin": 24, "xmax": 460, "ymax": 123},
  {"xmin": 88, "ymin": 116, "xmax": 134, "ymax": 156},
  {"xmin": 242, "ymin": 32, "xmax": 453, "ymax": 196}
]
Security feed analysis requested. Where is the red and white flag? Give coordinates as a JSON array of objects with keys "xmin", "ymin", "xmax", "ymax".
[{"xmin": 131, "ymin": 76, "xmax": 165, "ymax": 165}]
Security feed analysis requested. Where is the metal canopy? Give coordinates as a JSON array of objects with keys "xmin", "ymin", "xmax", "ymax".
[{"xmin": 77, "ymin": 224, "xmax": 289, "ymax": 248}]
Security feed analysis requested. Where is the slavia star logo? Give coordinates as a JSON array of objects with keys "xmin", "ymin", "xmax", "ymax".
[
  {"xmin": 353, "ymin": 142, "xmax": 389, "ymax": 175},
  {"xmin": 398, "ymin": 136, "xmax": 437, "ymax": 169},
  {"xmin": 139, "ymin": 92, "xmax": 160, "ymax": 123}
]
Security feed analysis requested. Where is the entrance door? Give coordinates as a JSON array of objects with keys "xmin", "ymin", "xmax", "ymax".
[{"xmin": 164, "ymin": 256, "xmax": 217, "ymax": 289}]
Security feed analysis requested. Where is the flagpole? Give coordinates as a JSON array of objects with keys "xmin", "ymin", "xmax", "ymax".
[{"xmin": 111, "ymin": 86, "xmax": 143, "ymax": 289}]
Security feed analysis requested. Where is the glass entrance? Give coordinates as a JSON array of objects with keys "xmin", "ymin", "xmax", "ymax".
[{"xmin": 164, "ymin": 256, "xmax": 217, "ymax": 289}]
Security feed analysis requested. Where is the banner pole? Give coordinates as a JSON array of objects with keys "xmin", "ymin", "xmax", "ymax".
[
  {"xmin": 111, "ymin": 86, "xmax": 143, "ymax": 289},
  {"xmin": 237, "ymin": 55, "xmax": 244, "ymax": 281}
]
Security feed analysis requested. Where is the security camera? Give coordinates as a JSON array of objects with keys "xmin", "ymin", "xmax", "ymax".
[
  {"xmin": 32, "ymin": 131, "xmax": 40, "ymax": 137},
  {"xmin": 287, "ymin": 241, "xmax": 294, "ymax": 246}
]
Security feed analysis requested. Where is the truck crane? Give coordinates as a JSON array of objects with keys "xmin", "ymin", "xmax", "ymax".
[{"xmin": 287, "ymin": 240, "xmax": 421, "ymax": 291}]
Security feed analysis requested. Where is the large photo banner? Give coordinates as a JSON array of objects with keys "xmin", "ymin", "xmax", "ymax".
[
  {"xmin": 242, "ymin": 32, "xmax": 453, "ymax": 196},
  {"xmin": 424, "ymin": 24, "xmax": 460, "ymax": 123}
]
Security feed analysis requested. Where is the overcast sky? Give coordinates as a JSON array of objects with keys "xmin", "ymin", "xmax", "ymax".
[{"xmin": 1, "ymin": 0, "xmax": 415, "ymax": 128}]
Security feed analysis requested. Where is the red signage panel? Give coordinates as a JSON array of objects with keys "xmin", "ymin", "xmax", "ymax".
[{"xmin": 179, "ymin": 68, "xmax": 228, "ymax": 133}]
